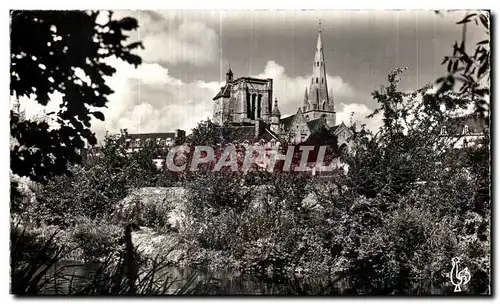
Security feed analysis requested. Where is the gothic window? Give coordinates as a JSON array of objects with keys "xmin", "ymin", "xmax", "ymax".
[
  {"xmin": 246, "ymin": 91, "xmax": 251, "ymax": 119},
  {"xmin": 440, "ymin": 127, "xmax": 447, "ymax": 135},
  {"xmin": 321, "ymin": 78, "xmax": 324, "ymax": 84},
  {"xmin": 257, "ymin": 94, "xmax": 262, "ymax": 118},
  {"xmin": 323, "ymin": 103, "xmax": 326, "ymax": 110},
  {"xmin": 316, "ymin": 78, "xmax": 318, "ymax": 83},
  {"xmin": 251, "ymin": 94, "xmax": 257, "ymax": 120}
]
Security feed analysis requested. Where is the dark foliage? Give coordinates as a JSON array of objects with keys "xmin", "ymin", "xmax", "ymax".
[{"xmin": 10, "ymin": 10, "xmax": 143, "ymax": 184}]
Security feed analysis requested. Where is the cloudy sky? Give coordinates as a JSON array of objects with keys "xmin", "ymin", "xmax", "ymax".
[{"xmin": 17, "ymin": 10, "xmax": 488, "ymax": 141}]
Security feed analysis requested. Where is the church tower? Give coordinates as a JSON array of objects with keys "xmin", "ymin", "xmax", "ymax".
[{"xmin": 304, "ymin": 20, "xmax": 336, "ymax": 127}]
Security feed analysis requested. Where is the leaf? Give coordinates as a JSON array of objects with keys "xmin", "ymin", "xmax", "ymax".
[
  {"xmin": 118, "ymin": 17, "xmax": 138, "ymax": 31},
  {"xmin": 92, "ymin": 111, "xmax": 105, "ymax": 121},
  {"xmin": 477, "ymin": 61, "xmax": 489, "ymax": 79},
  {"xmin": 456, "ymin": 13, "xmax": 477, "ymax": 24},
  {"xmin": 122, "ymin": 53, "xmax": 142, "ymax": 67},
  {"xmin": 479, "ymin": 14, "xmax": 489, "ymax": 30}
]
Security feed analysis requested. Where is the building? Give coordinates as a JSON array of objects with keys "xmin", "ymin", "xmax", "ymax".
[
  {"xmin": 121, "ymin": 129, "xmax": 186, "ymax": 153},
  {"xmin": 213, "ymin": 71, "xmax": 274, "ymax": 126},
  {"xmin": 211, "ymin": 21, "xmax": 353, "ymax": 152},
  {"xmin": 439, "ymin": 113, "xmax": 488, "ymax": 149},
  {"xmin": 83, "ymin": 129, "xmax": 187, "ymax": 165}
]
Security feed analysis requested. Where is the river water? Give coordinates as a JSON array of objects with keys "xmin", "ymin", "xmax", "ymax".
[{"xmin": 41, "ymin": 261, "xmax": 350, "ymax": 295}]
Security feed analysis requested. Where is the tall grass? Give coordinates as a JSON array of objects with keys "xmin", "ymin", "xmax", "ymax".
[{"xmin": 10, "ymin": 223, "xmax": 200, "ymax": 295}]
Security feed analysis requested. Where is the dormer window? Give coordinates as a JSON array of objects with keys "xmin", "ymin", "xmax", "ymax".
[{"xmin": 440, "ymin": 127, "xmax": 447, "ymax": 135}]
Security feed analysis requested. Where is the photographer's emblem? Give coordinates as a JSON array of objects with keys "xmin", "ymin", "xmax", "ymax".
[{"xmin": 450, "ymin": 257, "xmax": 471, "ymax": 292}]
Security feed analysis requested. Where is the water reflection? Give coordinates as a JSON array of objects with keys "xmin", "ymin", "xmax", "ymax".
[{"xmin": 42, "ymin": 261, "xmax": 348, "ymax": 295}]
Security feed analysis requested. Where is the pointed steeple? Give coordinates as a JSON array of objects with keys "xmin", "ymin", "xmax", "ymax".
[{"xmin": 307, "ymin": 19, "xmax": 329, "ymax": 109}]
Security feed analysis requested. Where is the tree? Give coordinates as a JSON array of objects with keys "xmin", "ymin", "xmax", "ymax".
[
  {"xmin": 186, "ymin": 119, "xmax": 235, "ymax": 147},
  {"xmin": 436, "ymin": 11, "xmax": 490, "ymax": 118},
  {"xmin": 10, "ymin": 10, "xmax": 143, "ymax": 184}
]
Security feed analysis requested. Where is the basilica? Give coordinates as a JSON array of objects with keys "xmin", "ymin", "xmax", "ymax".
[{"xmin": 212, "ymin": 23, "xmax": 353, "ymax": 152}]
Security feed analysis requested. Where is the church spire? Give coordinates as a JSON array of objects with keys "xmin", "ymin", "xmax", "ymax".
[{"xmin": 307, "ymin": 19, "xmax": 329, "ymax": 109}]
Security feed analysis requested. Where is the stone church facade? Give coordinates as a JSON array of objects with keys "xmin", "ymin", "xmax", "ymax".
[{"xmin": 212, "ymin": 22, "xmax": 353, "ymax": 151}]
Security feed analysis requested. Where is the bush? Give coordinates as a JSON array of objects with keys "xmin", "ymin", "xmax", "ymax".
[
  {"xmin": 140, "ymin": 202, "xmax": 175, "ymax": 233},
  {"xmin": 70, "ymin": 218, "xmax": 122, "ymax": 262}
]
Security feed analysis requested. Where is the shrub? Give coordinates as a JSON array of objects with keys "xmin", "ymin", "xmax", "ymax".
[{"xmin": 70, "ymin": 218, "xmax": 122, "ymax": 262}]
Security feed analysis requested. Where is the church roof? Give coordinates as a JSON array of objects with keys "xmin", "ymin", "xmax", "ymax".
[
  {"xmin": 306, "ymin": 117, "xmax": 326, "ymax": 133},
  {"xmin": 213, "ymin": 83, "xmax": 232, "ymax": 100},
  {"xmin": 280, "ymin": 114, "xmax": 296, "ymax": 131},
  {"xmin": 442, "ymin": 114, "xmax": 488, "ymax": 135},
  {"xmin": 330, "ymin": 122, "xmax": 348, "ymax": 135}
]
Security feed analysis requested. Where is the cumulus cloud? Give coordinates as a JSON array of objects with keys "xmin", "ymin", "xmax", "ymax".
[
  {"xmin": 335, "ymin": 102, "xmax": 383, "ymax": 132},
  {"xmin": 90, "ymin": 58, "xmax": 220, "ymax": 140},
  {"xmin": 120, "ymin": 11, "xmax": 220, "ymax": 66},
  {"xmin": 140, "ymin": 21, "xmax": 219, "ymax": 66}
]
